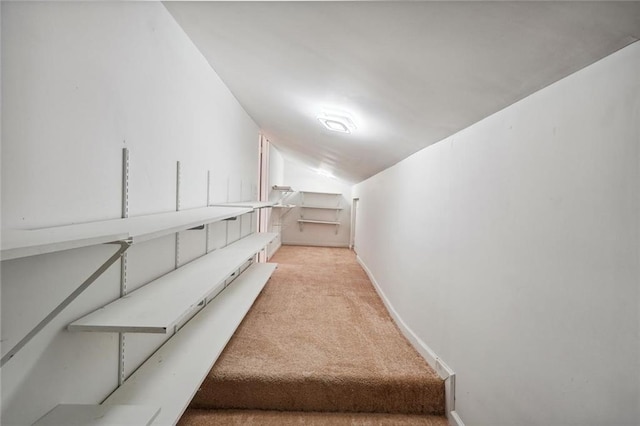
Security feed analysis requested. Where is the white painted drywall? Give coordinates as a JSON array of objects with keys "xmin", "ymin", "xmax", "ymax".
[
  {"xmin": 268, "ymin": 144, "xmax": 285, "ymax": 192},
  {"xmin": 353, "ymin": 42, "xmax": 640, "ymax": 425},
  {"xmin": 1, "ymin": 2, "xmax": 259, "ymax": 425},
  {"xmin": 266, "ymin": 144, "xmax": 285, "ymax": 258},
  {"xmin": 281, "ymin": 158, "xmax": 352, "ymax": 248}
]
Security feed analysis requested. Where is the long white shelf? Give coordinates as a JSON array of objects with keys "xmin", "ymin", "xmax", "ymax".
[
  {"xmin": 210, "ymin": 201, "xmax": 276, "ymax": 209},
  {"xmin": 68, "ymin": 232, "xmax": 277, "ymax": 333},
  {"xmin": 123, "ymin": 206, "xmax": 251, "ymax": 243},
  {"xmin": 272, "ymin": 204, "xmax": 296, "ymax": 208},
  {"xmin": 272, "ymin": 185, "xmax": 293, "ymax": 192},
  {"xmin": 33, "ymin": 404, "xmax": 160, "ymax": 426},
  {"xmin": 103, "ymin": 262, "xmax": 277, "ymax": 426},
  {"xmin": 1, "ymin": 206, "xmax": 251, "ymax": 261},
  {"xmin": 297, "ymin": 219, "xmax": 340, "ymax": 225},
  {"xmin": 300, "ymin": 204, "xmax": 343, "ymax": 210},
  {"xmin": 299, "ymin": 190, "xmax": 341, "ymax": 195},
  {"xmin": 1, "ymin": 228, "xmax": 130, "ymax": 262}
]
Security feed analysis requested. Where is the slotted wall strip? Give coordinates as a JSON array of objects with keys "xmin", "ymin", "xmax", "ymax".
[
  {"xmin": 206, "ymin": 170, "xmax": 211, "ymax": 253},
  {"xmin": 119, "ymin": 147, "xmax": 130, "ymax": 385},
  {"xmin": 175, "ymin": 161, "xmax": 182, "ymax": 269}
]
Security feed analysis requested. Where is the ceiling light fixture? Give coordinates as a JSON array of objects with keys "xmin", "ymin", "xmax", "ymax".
[{"xmin": 317, "ymin": 112, "xmax": 356, "ymax": 134}]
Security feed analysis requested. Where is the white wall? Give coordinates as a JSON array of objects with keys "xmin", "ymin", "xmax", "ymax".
[
  {"xmin": 266, "ymin": 143, "xmax": 285, "ymax": 258},
  {"xmin": 353, "ymin": 42, "xmax": 640, "ymax": 425},
  {"xmin": 281, "ymin": 158, "xmax": 352, "ymax": 248},
  {"xmin": 1, "ymin": 2, "xmax": 259, "ymax": 424}
]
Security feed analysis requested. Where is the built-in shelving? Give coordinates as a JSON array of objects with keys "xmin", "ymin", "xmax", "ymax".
[
  {"xmin": 297, "ymin": 191, "xmax": 342, "ymax": 234},
  {"xmin": 1, "ymin": 206, "xmax": 251, "ymax": 261},
  {"xmin": 68, "ymin": 232, "xmax": 277, "ymax": 334},
  {"xmin": 6, "ymin": 145, "xmax": 278, "ymax": 426},
  {"xmin": 102, "ymin": 262, "xmax": 277, "ymax": 425},
  {"xmin": 33, "ymin": 404, "xmax": 160, "ymax": 426}
]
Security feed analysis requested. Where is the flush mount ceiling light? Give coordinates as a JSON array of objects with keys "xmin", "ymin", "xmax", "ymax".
[{"xmin": 317, "ymin": 112, "xmax": 356, "ymax": 134}]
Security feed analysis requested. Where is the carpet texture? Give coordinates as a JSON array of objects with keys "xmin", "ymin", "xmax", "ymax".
[
  {"xmin": 180, "ymin": 409, "xmax": 450, "ymax": 425},
  {"xmin": 180, "ymin": 246, "xmax": 446, "ymax": 424}
]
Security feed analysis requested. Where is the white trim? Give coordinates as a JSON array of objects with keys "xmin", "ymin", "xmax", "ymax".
[
  {"xmin": 356, "ymin": 255, "xmax": 460, "ymax": 422},
  {"xmin": 357, "ymin": 255, "xmax": 445, "ymax": 375},
  {"xmin": 449, "ymin": 410, "xmax": 466, "ymax": 426}
]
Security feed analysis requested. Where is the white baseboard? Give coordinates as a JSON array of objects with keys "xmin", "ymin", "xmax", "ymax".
[
  {"xmin": 356, "ymin": 255, "xmax": 460, "ymax": 423},
  {"xmin": 282, "ymin": 241, "xmax": 349, "ymax": 248},
  {"xmin": 449, "ymin": 410, "xmax": 466, "ymax": 426}
]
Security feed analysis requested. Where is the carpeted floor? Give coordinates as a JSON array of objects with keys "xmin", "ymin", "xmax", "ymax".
[
  {"xmin": 180, "ymin": 410, "xmax": 449, "ymax": 425},
  {"xmin": 179, "ymin": 245, "xmax": 446, "ymax": 425}
]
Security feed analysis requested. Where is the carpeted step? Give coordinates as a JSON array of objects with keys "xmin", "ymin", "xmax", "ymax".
[
  {"xmin": 178, "ymin": 409, "xmax": 449, "ymax": 426},
  {"xmin": 189, "ymin": 371, "xmax": 444, "ymax": 415},
  {"xmin": 189, "ymin": 246, "xmax": 445, "ymax": 415}
]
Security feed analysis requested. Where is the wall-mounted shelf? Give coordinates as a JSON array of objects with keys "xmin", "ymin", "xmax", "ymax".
[
  {"xmin": 271, "ymin": 185, "xmax": 295, "ymax": 208},
  {"xmin": 102, "ymin": 262, "xmax": 277, "ymax": 425},
  {"xmin": 271, "ymin": 185, "xmax": 293, "ymax": 192},
  {"xmin": 1, "ymin": 206, "xmax": 251, "ymax": 261},
  {"xmin": 210, "ymin": 201, "xmax": 276, "ymax": 210},
  {"xmin": 298, "ymin": 190, "xmax": 341, "ymax": 195},
  {"xmin": 297, "ymin": 219, "xmax": 340, "ymax": 234},
  {"xmin": 299, "ymin": 205, "xmax": 343, "ymax": 210},
  {"xmin": 5, "ymin": 145, "xmax": 275, "ymax": 426},
  {"xmin": 1, "ymin": 205, "xmax": 257, "ymax": 368},
  {"xmin": 68, "ymin": 232, "xmax": 277, "ymax": 333},
  {"xmin": 298, "ymin": 219, "xmax": 340, "ymax": 225},
  {"xmin": 33, "ymin": 404, "xmax": 160, "ymax": 426},
  {"xmin": 297, "ymin": 192, "xmax": 342, "ymax": 235}
]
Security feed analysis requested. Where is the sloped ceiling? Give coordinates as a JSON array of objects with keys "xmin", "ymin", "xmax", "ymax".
[{"xmin": 165, "ymin": 1, "xmax": 640, "ymax": 183}]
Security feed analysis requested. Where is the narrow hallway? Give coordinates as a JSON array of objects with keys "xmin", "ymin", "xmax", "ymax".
[{"xmin": 179, "ymin": 246, "xmax": 447, "ymax": 425}]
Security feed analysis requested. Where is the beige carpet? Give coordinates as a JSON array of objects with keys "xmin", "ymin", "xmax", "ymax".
[
  {"xmin": 180, "ymin": 410, "xmax": 449, "ymax": 425},
  {"xmin": 179, "ymin": 246, "xmax": 446, "ymax": 425}
]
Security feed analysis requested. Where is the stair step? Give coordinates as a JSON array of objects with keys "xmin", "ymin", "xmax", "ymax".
[
  {"xmin": 190, "ymin": 372, "xmax": 444, "ymax": 415},
  {"xmin": 178, "ymin": 409, "xmax": 449, "ymax": 426}
]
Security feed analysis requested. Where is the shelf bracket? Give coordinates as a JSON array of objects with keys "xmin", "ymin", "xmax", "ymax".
[{"xmin": 1, "ymin": 240, "xmax": 132, "ymax": 368}]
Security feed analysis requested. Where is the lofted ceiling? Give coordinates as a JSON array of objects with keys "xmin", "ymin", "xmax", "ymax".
[{"xmin": 165, "ymin": 1, "xmax": 640, "ymax": 184}]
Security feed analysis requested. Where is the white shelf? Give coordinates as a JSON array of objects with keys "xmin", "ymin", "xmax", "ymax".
[
  {"xmin": 272, "ymin": 185, "xmax": 293, "ymax": 192},
  {"xmin": 1, "ymin": 228, "xmax": 130, "ymax": 262},
  {"xmin": 1, "ymin": 206, "xmax": 251, "ymax": 261},
  {"xmin": 103, "ymin": 262, "xmax": 277, "ymax": 426},
  {"xmin": 210, "ymin": 201, "xmax": 276, "ymax": 209},
  {"xmin": 299, "ymin": 190, "xmax": 341, "ymax": 195},
  {"xmin": 272, "ymin": 204, "xmax": 296, "ymax": 208},
  {"xmin": 68, "ymin": 232, "xmax": 277, "ymax": 333},
  {"xmin": 32, "ymin": 404, "xmax": 160, "ymax": 426},
  {"xmin": 297, "ymin": 219, "xmax": 340, "ymax": 225},
  {"xmin": 124, "ymin": 206, "xmax": 251, "ymax": 243},
  {"xmin": 300, "ymin": 205, "xmax": 343, "ymax": 210}
]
